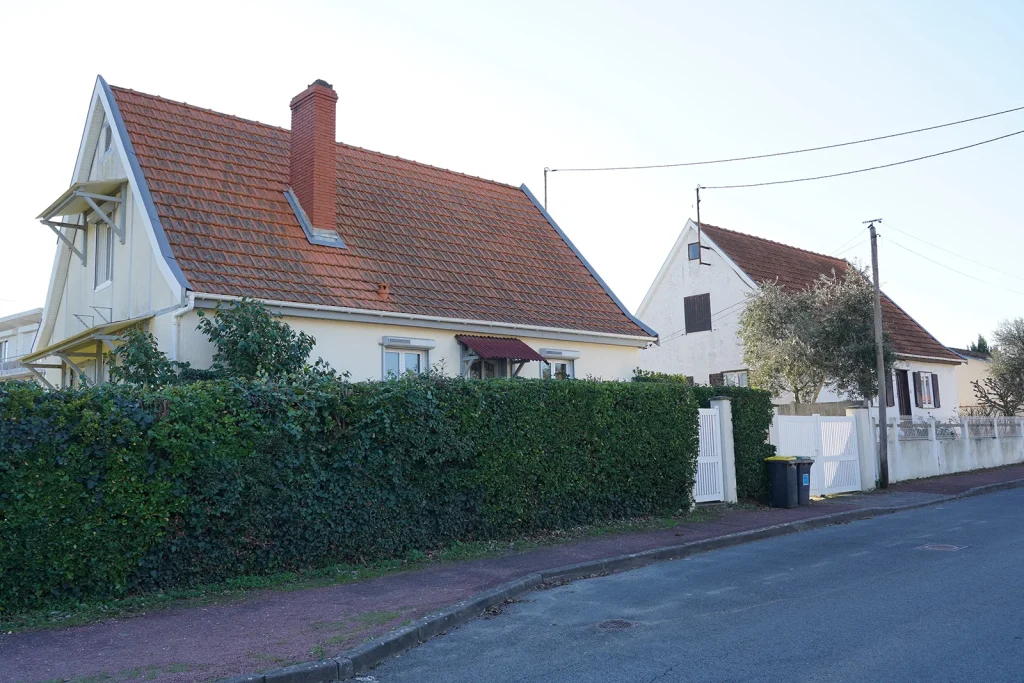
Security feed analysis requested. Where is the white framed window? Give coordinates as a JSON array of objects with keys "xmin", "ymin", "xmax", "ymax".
[
  {"xmin": 919, "ymin": 373, "xmax": 935, "ymax": 408},
  {"xmin": 541, "ymin": 359, "xmax": 574, "ymax": 380},
  {"xmin": 380, "ymin": 336, "xmax": 434, "ymax": 379},
  {"xmin": 0, "ymin": 340, "xmax": 7, "ymax": 365},
  {"xmin": 538, "ymin": 348, "xmax": 579, "ymax": 380},
  {"xmin": 384, "ymin": 349, "xmax": 424, "ymax": 377},
  {"xmin": 723, "ymin": 370, "xmax": 748, "ymax": 387},
  {"xmin": 94, "ymin": 221, "xmax": 114, "ymax": 288}
]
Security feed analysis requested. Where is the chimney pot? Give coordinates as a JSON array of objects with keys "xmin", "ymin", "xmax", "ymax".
[{"xmin": 290, "ymin": 80, "xmax": 338, "ymax": 232}]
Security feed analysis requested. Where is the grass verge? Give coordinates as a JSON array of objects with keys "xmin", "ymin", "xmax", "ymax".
[{"xmin": 2, "ymin": 504, "xmax": 737, "ymax": 634}]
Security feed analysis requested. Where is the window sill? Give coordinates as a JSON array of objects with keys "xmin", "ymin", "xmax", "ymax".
[{"xmin": 94, "ymin": 281, "xmax": 113, "ymax": 293}]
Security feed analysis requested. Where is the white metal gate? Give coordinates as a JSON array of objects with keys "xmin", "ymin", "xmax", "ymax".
[
  {"xmin": 774, "ymin": 415, "xmax": 861, "ymax": 495},
  {"xmin": 694, "ymin": 408, "xmax": 725, "ymax": 503}
]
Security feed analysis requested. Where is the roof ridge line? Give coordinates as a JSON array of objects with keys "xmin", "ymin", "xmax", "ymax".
[{"xmin": 110, "ymin": 85, "xmax": 522, "ymax": 193}]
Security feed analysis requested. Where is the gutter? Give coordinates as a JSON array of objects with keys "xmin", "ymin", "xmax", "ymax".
[
  {"xmin": 192, "ymin": 292, "xmax": 655, "ymax": 346},
  {"xmin": 169, "ymin": 292, "xmax": 195, "ymax": 362},
  {"xmin": 896, "ymin": 352, "xmax": 964, "ymax": 365}
]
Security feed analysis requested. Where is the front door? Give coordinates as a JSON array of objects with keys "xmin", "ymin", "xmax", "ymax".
[{"xmin": 895, "ymin": 369, "xmax": 913, "ymax": 417}]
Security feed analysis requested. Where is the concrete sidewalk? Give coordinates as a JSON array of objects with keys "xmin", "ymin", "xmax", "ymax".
[{"xmin": 4, "ymin": 464, "xmax": 1024, "ymax": 683}]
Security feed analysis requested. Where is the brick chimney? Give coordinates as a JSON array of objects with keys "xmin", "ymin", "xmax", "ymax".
[{"xmin": 290, "ymin": 79, "xmax": 338, "ymax": 231}]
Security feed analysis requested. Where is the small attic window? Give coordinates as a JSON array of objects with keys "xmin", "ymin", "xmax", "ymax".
[
  {"xmin": 284, "ymin": 189, "xmax": 346, "ymax": 249},
  {"xmin": 103, "ymin": 124, "xmax": 113, "ymax": 153},
  {"xmin": 687, "ymin": 242, "xmax": 701, "ymax": 260}
]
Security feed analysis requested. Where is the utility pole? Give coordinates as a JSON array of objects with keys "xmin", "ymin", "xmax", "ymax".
[{"xmin": 866, "ymin": 218, "xmax": 889, "ymax": 488}]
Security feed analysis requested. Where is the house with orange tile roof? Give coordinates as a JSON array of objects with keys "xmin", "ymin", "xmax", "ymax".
[
  {"xmin": 25, "ymin": 77, "xmax": 656, "ymax": 387},
  {"xmin": 637, "ymin": 220, "xmax": 962, "ymax": 421}
]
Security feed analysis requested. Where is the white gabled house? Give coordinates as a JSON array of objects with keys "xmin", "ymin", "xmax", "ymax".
[
  {"xmin": 24, "ymin": 77, "xmax": 656, "ymax": 388},
  {"xmin": 0, "ymin": 308, "xmax": 42, "ymax": 383},
  {"xmin": 637, "ymin": 220, "xmax": 962, "ymax": 421}
]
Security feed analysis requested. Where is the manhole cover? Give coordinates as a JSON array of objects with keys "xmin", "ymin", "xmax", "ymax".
[
  {"xmin": 916, "ymin": 544, "xmax": 967, "ymax": 552},
  {"xmin": 596, "ymin": 619, "xmax": 636, "ymax": 630}
]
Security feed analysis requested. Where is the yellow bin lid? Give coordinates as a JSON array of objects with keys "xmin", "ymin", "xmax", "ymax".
[{"xmin": 764, "ymin": 456, "xmax": 797, "ymax": 461}]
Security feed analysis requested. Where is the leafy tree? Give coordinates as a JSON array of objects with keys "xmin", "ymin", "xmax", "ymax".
[
  {"xmin": 739, "ymin": 268, "xmax": 896, "ymax": 403},
  {"xmin": 973, "ymin": 319, "xmax": 1024, "ymax": 415},
  {"xmin": 967, "ymin": 334, "xmax": 991, "ymax": 356},
  {"xmin": 196, "ymin": 297, "xmax": 319, "ymax": 379},
  {"xmin": 106, "ymin": 327, "xmax": 182, "ymax": 389}
]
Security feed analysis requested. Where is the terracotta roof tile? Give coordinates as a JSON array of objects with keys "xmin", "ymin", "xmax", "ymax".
[
  {"xmin": 700, "ymin": 223, "xmax": 960, "ymax": 362},
  {"xmin": 110, "ymin": 87, "xmax": 650, "ymax": 338}
]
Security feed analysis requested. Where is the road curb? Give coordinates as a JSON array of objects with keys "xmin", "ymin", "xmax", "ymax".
[{"xmin": 222, "ymin": 477, "xmax": 1024, "ymax": 683}]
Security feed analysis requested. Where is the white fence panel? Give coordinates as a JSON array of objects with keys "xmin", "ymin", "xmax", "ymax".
[
  {"xmin": 817, "ymin": 417, "xmax": 861, "ymax": 494},
  {"xmin": 773, "ymin": 414, "xmax": 861, "ymax": 496},
  {"xmin": 694, "ymin": 408, "xmax": 724, "ymax": 503}
]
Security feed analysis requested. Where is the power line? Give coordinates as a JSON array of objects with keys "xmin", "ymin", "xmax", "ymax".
[
  {"xmin": 884, "ymin": 221, "xmax": 1024, "ymax": 285},
  {"xmin": 702, "ymin": 128, "xmax": 1024, "ymax": 190},
  {"xmin": 834, "ymin": 238, "xmax": 870, "ymax": 258},
  {"xmin": 884, "ymin": 237, "xmax": 1024, "ymax": 298},
  {"xmin": 549, "ymin": 104, "xmax": 1024, "ymax": 173},
  {"xmin": 829, "ymin": 226, "xmax": 867, "ymax": 255}
]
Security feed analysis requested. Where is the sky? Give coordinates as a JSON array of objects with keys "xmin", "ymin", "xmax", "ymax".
[{"xmin": 2, "ymin": 0, "xmax": 1022, "ymax": 347}]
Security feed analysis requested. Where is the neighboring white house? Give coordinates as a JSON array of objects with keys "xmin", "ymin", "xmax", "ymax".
[
  {"xmin": 949, "ymin": 347, "xmax": 992, "ymax": 412},
  {"xmin": 0, "ymin": 308, "xmax": 42, "ymax": 383},
  {"xmin": 25, "ymin": 77, "xmax": 656, "ymax": 387},
  {"xmin": 637, "ymin": 220, "xmax": 962, "ymax": 421}
]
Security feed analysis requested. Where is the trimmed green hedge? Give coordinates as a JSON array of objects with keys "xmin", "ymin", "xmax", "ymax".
[
  {"xmin": 0, "ymin": 376, "xmax": 698, "ymax": 613},
  {"xmin": 633, "ymin": 370, "xmax": 776, "ymax": 501}
]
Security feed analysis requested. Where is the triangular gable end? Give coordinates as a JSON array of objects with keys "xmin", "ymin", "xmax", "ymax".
[
  {"xmin": 636, "ymin": 219, "xmax": 757, "ymax": 321},
  {"xmin": 36, "ymin": 76, "xmax": 188, "ymax": 351}
]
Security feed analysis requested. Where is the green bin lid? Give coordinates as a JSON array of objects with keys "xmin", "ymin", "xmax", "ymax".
[{"xmin": 764, "ymin": 456, "xmax": 797, "ymax": 461}]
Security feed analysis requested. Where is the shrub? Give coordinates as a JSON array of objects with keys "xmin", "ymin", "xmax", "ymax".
[
  {"xmin": 195, "ymin": 297, "xmax": 318, "ymax": 379},
  {"xmin": 106, "ymin": 327, "xmax": 183, "ymax": 388},
  {"xmin": 0, "ymin": 375, "xmax": 698, "ymax": 613}
]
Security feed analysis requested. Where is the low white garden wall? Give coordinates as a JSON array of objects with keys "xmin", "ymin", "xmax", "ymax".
[{"xmin": 877, "ymin": 417, "xmax": 1024, "ymax": 484}]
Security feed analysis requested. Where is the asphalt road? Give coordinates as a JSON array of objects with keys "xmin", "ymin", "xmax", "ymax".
[{"xmin": 371, "ymin": 489, "xmax": 1024, "ymax": 682}]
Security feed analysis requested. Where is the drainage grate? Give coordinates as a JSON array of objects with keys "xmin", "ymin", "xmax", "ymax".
[
  {"xmin": 596, "ymin": 619, "xmax": 636, "ymax": 630},
  {"xmin": 916, "ymin": 544, "xmax": 967, "ymax": 552}
]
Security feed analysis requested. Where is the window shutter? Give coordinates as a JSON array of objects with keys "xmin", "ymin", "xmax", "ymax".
[
  {"xmin": 684, "ymin": 293, "xmax": 712, "ymax": 333},
  {"xmin": 912, "ymin": 371, "xmax": 922, "ymax": 408},
  {"xmin": 931, "ymin": 373, "xmax": 941, "ymax": 408},
  {"xmin": 709, "ymin": 372, "xmax": 724, "ymax": 386},
  {"xmin": 885, "ymin": 372, "xmax": 895, "ymax": 407}
]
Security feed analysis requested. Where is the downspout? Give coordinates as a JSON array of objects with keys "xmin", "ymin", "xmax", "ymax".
[{"xmin": 169, "ymin": 291, "xmax": 194, "ymax": 362}]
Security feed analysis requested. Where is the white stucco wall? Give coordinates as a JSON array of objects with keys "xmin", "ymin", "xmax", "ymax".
[
  {"xmin": 886, "ymin": 418, "xmax": 1024, "ymax": 483},
  {"xmin": 637, "ymin": 221, "xmax": 752, "ymax": 383},
  {"xmin": 172, "ymin": 308, "xmax": 643, "ymax": 382},
  {"xmin": 953, "ymin": 356, "xmax": 989, "ymax": 409}
]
